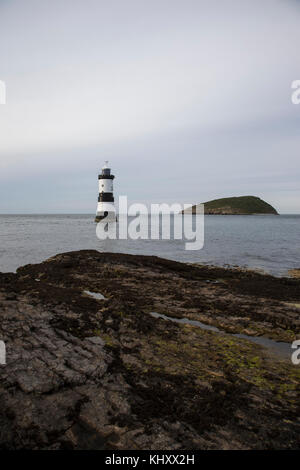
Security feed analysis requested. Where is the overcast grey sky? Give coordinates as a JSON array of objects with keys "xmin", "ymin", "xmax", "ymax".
[{"xmin": 0, "ymin": 0, "xmax": 300, "ymax": 213}]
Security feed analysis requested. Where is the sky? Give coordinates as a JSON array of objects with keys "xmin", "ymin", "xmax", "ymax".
[{"xmin": 0, "ymin": 0, "xmax": 300, "ymax": 213}]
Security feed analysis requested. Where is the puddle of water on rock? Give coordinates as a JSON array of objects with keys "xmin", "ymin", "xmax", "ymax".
[
  {"xmin": 150, "ymin": 311, "xmax": 292, "ymax": 359},
  {"xmin": 84, "ymin": 290, "xmax": 106, "ymax": 300}
]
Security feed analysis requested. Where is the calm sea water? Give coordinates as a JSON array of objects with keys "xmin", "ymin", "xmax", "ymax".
[{"xmin": 0, "ymin": 214, "xmax": 299, "ymax": 276}]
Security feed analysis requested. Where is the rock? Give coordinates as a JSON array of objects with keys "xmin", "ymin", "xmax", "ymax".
[
  {"xmin": 288, "ymin": 269, "xmax": 300, "ymax": 279},
  {"xmin": 0, "ymin": 250, "xmax": 299, "ymax": 449}
]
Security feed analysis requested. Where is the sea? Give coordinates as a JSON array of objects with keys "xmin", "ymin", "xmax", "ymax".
[{"xmin": 0, "ymin": 214, "xmax": 299, "ymax": 276}]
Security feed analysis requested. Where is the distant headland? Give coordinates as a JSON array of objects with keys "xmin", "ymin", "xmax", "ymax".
[{"xmin": 183, "ymin": 196, "xmax": 278, "ymax": 215}]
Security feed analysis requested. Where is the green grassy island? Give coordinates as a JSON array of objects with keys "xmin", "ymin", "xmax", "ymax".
[{"xmin": 183, "ymin": 196, "xmax": 278, "ymax": 215}]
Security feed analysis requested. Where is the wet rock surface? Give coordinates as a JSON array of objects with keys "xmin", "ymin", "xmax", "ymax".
[{"xmin": 0, "ymin": 250, "xmax": 299, "ymax": 449}]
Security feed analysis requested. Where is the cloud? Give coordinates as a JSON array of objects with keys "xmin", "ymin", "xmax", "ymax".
[{"xmin": 0, "ymin": 0, "xmax": 300, "ymax": 211}]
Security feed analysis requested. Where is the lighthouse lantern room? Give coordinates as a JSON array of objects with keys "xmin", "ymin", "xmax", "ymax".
[{"xmin": 95, "ymin": 161, "xmax": 116, "ymax": 222}]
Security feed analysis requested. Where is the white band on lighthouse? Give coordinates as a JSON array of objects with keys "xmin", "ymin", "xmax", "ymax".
[{"xmin": 95, "ymin": 162, "xmax": 116, "ymax": 222}]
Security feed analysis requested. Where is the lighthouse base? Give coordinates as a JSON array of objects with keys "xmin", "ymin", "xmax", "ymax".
[{"xmin": 95, "ymin": 211, "xmax": 117, "ymax": 223}]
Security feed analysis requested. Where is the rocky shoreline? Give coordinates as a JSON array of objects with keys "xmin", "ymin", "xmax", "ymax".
[{"xmin": 0, "ymin": 250, "xmax": 299, "ymax": 449}]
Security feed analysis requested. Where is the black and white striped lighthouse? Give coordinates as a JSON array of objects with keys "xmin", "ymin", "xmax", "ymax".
[{"xmin": 95, "ymin": 161, "xmax": 116, "ymax": 222}]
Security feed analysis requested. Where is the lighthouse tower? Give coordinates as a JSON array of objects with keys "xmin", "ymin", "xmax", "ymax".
[{"xmin": 95, "ymin": 161, "xmax": 116, "ymax": 222}]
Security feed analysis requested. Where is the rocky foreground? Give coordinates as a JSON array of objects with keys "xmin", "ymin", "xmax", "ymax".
[{"xmin": 0, "ymin": 250, "xmax": 299, "ymax": 450}]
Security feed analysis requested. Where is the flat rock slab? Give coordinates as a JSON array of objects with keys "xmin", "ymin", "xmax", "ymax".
[{"xmin": 0, "ymin": 250, "xmax": 299, "ymax": 449}]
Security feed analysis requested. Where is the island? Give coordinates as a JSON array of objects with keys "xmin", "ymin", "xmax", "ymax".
[
  {"xmin": 182, "ymin": 195, "xmax": 278, "ymax": 215},
  {"xmin": 0, "ymin": 250, "xmax": 299, "ymax": 450}
]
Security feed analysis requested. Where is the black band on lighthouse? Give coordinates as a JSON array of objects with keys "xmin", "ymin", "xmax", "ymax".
[
  {"xmin": 98, "ymin": 193, "xmax": 114, "ymax": 202},
  {"xmin": 98, "ymin": 174, "xmax": 115, "ymax": 180}
]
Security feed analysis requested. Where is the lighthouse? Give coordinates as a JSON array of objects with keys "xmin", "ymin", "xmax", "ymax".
[{"xmin": 95, "ymin": 161, "xmax": 116, "ymax": 222}]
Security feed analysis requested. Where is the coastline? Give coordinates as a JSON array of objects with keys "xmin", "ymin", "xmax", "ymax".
[{"xmin": 0, "ymin": 250, "xmax": 299, "ymax": 449}]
